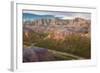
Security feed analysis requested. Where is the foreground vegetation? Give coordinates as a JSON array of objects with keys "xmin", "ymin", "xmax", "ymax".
[{"xmin": 23, "ymin": 31, "xmax": 91, "ymax": 59}]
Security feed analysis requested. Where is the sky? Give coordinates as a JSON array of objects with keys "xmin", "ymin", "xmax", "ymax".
[{"xmin": 23, "ymin": 10, "xmax": 91, "ymax": 20}]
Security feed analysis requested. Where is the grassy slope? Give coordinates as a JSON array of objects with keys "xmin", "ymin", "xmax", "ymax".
[{"xmin": 23, "ymin": 32, "xmax": 91, "ymax": 59}]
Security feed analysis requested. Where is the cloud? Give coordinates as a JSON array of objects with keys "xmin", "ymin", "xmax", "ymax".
[
  {"xmin": 23, "ymin": 10, "xmax": 91, "ymax": 20},
  {"xmin": 23, "ymin": 10, "xmax": 53, "ymax": 15},
  {"xmin": 71, "ymin": 13, "xmax": 91, "ymax": 19},
  {"xmin": 61, "ymin": 17, "xmax": 74, "ymax": 20}
]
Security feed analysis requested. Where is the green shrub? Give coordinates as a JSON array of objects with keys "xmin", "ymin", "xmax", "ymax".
[
  {"xmin": 23, "ymin": 31, "xmax": 91, "ymax": 59},
  {"xmin": 35, "ymin": 34, "xmax": 90, "ymax": 59},
  {"xmin": 63, "ymin": 34, "xmax": 91, "ymax": 58}
]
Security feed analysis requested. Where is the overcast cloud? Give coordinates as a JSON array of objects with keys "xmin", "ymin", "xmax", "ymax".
[{"xmin": 23, "ymin": 10, "xmax": 91, "ymax": 20}]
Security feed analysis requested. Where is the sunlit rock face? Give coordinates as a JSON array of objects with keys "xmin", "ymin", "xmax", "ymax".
[{"xmin": 23, "ymin": 17, "xmax": 90, "ymax": 39}]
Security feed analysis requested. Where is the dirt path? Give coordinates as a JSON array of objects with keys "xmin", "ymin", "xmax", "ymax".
[{"xmin": 48, "ymin": 49, "xmax": 84, "ymax": 60}]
